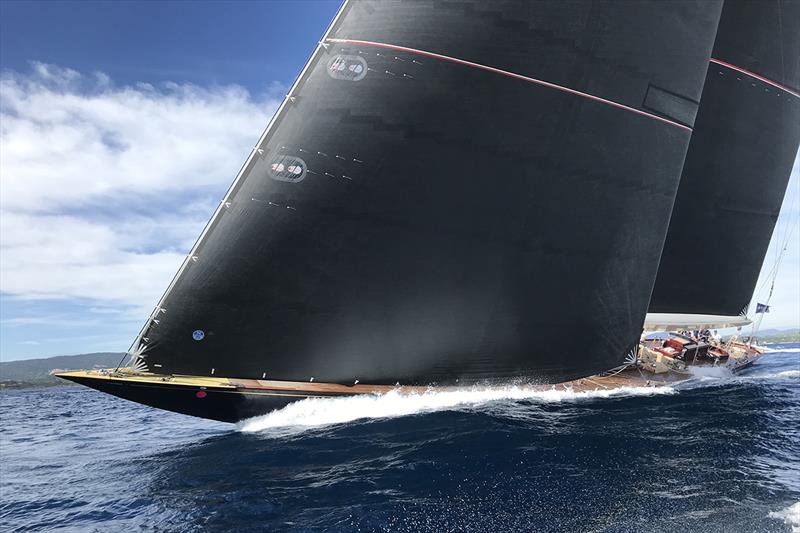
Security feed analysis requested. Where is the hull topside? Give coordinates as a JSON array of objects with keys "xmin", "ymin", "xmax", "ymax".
[{"xmin": 56, "ymin": 366, "xmax": 692, "ymax": 424}]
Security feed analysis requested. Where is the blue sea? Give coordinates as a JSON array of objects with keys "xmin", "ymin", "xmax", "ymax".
[{"xmin": 1, "ymin": 345, "xmax": 799, "ymax": 532}]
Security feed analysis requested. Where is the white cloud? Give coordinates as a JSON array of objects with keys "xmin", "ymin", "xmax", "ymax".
[{"xmin": 0, "ymin": 63, "xmax": 278, "ymax": 313}]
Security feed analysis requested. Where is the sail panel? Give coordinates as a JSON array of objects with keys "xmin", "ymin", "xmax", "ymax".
[
  {"xmin": 649, "ymin": 0, "xmax": 800, "ymax": 317},
  {"xmin": 139, "ymin": 1, "xmax": 722, "ymax": 384}
]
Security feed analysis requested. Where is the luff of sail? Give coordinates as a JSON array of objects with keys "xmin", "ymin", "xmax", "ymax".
[
  {"xmin": 648, "ymin": 0, "xmax": 800, "ymax": 326},
  {"xmin": 128, "ymin": 0, "xmax": 724, "ymax": 386}
]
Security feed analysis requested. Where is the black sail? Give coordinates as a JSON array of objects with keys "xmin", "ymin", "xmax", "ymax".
[
  {"xmin": 649, "ymin": 0, "xmax": 800, "ymax": 318},
  {"xmin": 137, "ymin": 1, "xmax": 722, "ymax": 384}
]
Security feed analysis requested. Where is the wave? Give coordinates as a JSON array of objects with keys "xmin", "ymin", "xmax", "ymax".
[
  {"xmin": 773, "ymin": 347, "xmax": 800, "ymax": 353},
  {"xmin": 735, "ymin": 369, "xmax": 800, "ymax": 380},
  {"xmin": 769, "ymin": 501, "xmax": 800, "ymax": 532},
  {"xmin": 682, "ymin": 366, "xmax": 799, "ymax": 382},
  {"xmin": 238, "ymin": 384, "xmax": 675, "ymax": 433}
]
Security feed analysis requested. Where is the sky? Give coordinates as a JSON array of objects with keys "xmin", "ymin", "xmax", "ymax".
[{"xmin": 1, "ymin": 1, "xmax": 798, "ymax": 362}]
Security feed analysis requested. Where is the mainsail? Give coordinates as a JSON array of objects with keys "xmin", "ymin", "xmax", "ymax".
[
  {"xmin": 648, "ymin": 0, "xmax": 800, "ymax": 326},
  {"xmin": 130, "ymin": 1, "xmax": 723, "ymax": 385}
]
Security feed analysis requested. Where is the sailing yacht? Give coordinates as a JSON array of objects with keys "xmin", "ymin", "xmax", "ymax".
[{"xmin": 58, "ymin": 0, "xmax": 799, "ymax": 423}]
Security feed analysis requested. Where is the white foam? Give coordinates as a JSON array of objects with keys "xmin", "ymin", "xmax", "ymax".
[
  {"xmin": 238, "ymin": 384, "xmax": 675, "ymax": 433},
  {"xmin": 731, "ymin": 369, "xmax": 800, "ymax": 381},
  {"xmin": 775, "ymin": 348, "xmax": 800, "ymax": 353},
  {"xmin": 687, "ymin": 366, "xmax": 735, "ymax": 379},
  {"xmin": 769, "ymin": 501, "xmax": 800, "ymax": 532}
]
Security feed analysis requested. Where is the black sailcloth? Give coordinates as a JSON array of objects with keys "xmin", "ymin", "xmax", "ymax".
[
  {"xmin": 138, "ymin": 1, "xmax": 722, "ymax": 384},
  {"xmin": 649, "ymin": 0, "xmax": 800, "ymax": 317}
]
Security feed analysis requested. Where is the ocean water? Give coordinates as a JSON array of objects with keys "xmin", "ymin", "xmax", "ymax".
[{"xmin": 1, "ymin": 345, "xmax": 799, "ymax": 532}]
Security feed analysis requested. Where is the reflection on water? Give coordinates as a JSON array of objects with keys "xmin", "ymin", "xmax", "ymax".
[{"xmin": 1, "ymin": 345, "xmax": 798, "ymax": 532}]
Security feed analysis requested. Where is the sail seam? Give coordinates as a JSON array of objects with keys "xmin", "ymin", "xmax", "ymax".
[
  {"xmin": 709, "ymin": 58, "xmax": 800, "ymax": 98},
  {"xmin": 327, "ymin": 38, "xmax": 693, "ymax": 132}
]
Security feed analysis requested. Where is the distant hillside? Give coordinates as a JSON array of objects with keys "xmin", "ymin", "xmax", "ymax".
[
  {"xmin": 724, "ymin": 328, "xmax": 800, "ymax": 343},
  {"xmin": 0, "ymin": 352, "xmax": 125, "ymax": 390},
  {"xmin": 759, "ymin": 329, "xmax": 800, "ymax": 343}
]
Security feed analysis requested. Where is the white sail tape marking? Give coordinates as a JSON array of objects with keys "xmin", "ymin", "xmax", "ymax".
[
  {"xmin": 327, "ymin": 38, "xmax": 694, "ymax": 132},
  {"xmin": 710, "ymin": 58, "xmax": 799, "ymax": 98}
]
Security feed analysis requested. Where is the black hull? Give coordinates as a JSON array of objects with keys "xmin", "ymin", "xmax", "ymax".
[
  {"xmin": 57, "ymin": 347, "xmax": 765, "ymax": 424},
  {"xmin": 58, "ymin": 373, "xmax": 341, "ymax": 423}
]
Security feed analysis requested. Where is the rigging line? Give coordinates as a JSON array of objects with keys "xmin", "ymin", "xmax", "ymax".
[
  {"xmin": 709, "ymin": 58, "xmax": 800, "ymax": 98},
  {"xmin": 754, "ymin": 167, "xmax": 800, "ymax": 297},
  {"xmin": 754, "ymin": 186, "xmax": 799, "ymax": 296},
  {"xmin": 327, "ymin": 38, "xmax": 693, "ymax": 132},
  {"xmin": 752, "ymin": 195, "xmax": 798, "ymax": 339}
]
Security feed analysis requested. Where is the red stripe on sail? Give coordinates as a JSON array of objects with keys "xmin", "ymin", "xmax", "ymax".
[
  {"xmin": 710, "ymin": 58, "xmax": 800, "ymax": 99},
  {"xmin": 327, "ymin": 38, "xmax": 693, "ymax": 132}
]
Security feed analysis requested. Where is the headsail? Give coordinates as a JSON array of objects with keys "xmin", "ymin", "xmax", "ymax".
[
  {"xmin": 649, "ymin": 0, "xmax": 800, "ymax": 324},
  {"xmin": 131, "ymin": 1, "xmax": 723, "ymax": 384}
]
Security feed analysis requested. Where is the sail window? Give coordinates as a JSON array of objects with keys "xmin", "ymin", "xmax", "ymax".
[
  {"xmin": 326, "ymin": 54, "xmax": 367, "ymax": 82},
  {"xmin": 268, "ymin": 156, "xmax": 307, "ymax": 183}
]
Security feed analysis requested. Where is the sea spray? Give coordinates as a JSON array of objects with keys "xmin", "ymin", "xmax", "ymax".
[
  {"xmin": 237, "ymin": 384, "xmax": 676, "ymax": 433},
  {"xmin": 687, "ymin": 365, "xmax": 735, "ymax": 379},
  {"xmin": 769, "ymin": 501, "xmax": 800, "ymax": 533}
]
